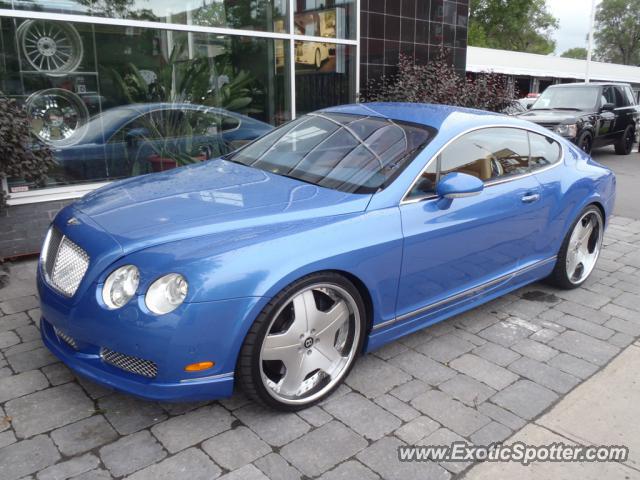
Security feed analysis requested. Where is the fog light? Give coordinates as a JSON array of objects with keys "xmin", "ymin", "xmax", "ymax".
[{"xmin": 185, "ymin": 361, "xmax": 214, "ymax": 372}]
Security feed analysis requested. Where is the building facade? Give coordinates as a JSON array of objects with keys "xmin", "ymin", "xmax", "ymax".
[{"xmin": 0, "ymin": 0, "xmax": 469, "ymax": 258}]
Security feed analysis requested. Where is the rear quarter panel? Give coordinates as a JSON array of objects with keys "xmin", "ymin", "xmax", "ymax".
[{"xmin": 533, "ymin": 139, "xmax": 616, "ymax": 258}]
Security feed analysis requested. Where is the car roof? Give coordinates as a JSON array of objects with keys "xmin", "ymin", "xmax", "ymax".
[
  {"xmin": 547, "ymin": 82, "xmax": 631, "ymax": 88},
  {"xmin": 321, "ymin": 102, "xmax": 515, "ymax": 131}
]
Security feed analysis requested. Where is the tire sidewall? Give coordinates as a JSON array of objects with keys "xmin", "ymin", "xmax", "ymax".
[
  {"xmin": 578, "ymin": 132, "xmax": 593, "ymax": 154},
  {"xmin": 622, "ymin": 126, "xmax": 634, "ymax": 155},
  {"xmin": 241, "ymin": 272, "xmax": 367, "ymax": 411}
]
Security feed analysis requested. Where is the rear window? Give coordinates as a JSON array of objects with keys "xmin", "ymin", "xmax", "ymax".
[{"xmin": 227, "ymin": 112, "xmax": 435, "ymax": 194}]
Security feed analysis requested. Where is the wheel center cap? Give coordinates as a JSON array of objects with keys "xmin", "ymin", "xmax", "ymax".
[{"xmin": 303, "ymin": 337, "xmax": 314, "ymax": 349}]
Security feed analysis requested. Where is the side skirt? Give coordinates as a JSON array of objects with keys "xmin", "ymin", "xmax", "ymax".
[{"xmin": 365, "ymin": 256, "xmax": 556, "ymax": 353}]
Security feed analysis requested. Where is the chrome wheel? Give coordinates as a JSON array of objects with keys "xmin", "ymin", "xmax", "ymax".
[
  {"xmin": 18, "ymin": 20, "xmax": 83, "ymax": 74},
  {"xmin": 565, "ymin": 210, "xmax": 603, "ymax": 285},
  {"xmin": 259, "ymin": 283, "xmax": 360, "ymax": 405},
  {"xmin": 25, "ymin": 89, "xmax": 89, "ymax": 146}
]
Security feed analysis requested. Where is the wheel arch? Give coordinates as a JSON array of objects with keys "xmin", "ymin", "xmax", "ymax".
[
  {"xmin": 328, "ymin": 269, "xmax": 375, "ymax": 338},
  {"xmin": 262, "ymin": 268, "xmax": 375, "ymax": 339}
]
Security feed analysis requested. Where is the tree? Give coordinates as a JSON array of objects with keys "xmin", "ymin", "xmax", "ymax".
[
  {"xmin": 362, "ymin": 53, "xmax": 517, "ymax": 113},
  {"xmin": 561, "ymin": 47, "xmax": 588, "ymax": 60},
  {"xmin": 594, "ymin": 0, "xmax": 640, "ymax": 65},
  {"xmin": 469, "ymin": 0, "xmax": 559, "ymax": 55}
]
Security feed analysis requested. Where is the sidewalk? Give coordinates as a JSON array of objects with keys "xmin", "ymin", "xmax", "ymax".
[{"xmin": 463, "ymin": 341, "xmax": 640, "ymax": 479}]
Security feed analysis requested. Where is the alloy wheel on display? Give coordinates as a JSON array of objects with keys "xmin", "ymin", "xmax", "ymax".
[
  {"xmin": 18, "ymin": 20, "xmax": 83, "ymax": 74},
  {"xmin": 25, "ymin": 88, "xmax": 89, "ymax": 146}
]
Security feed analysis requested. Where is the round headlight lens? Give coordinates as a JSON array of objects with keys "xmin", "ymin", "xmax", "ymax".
[
  {"xmin": 145, "ymin": 273, "xmax": 188, "ymax": 315},
  {"xmin": 102, "ymin": 265, "xmax": 139, "ymax": 309}
]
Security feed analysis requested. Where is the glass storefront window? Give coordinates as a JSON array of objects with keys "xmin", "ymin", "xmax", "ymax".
[
  {"xmin": 294, "ymin": 41, "xmax": 355, "ymax": 115},
  {"xmin": 293, "ymin": 0, "xmax": 356, "ymax": 40},
  {"xmin": 2, "ymin": 0, "xmax": 289, "ymax": 33},
  {"xmin": 0, "ymin": 17, "xmax": 290, "ymax": 192}
]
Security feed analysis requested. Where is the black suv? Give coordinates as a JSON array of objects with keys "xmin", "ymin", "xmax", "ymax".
[{"xmin": 518, "ymin": 82, "xmax": 639, "ymax": 155}]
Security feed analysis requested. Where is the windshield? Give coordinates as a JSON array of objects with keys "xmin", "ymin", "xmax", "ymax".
[
  {"xmin": 531, "ymin": 86, "xmax": 600, "ymax": 111},
  {"xmin": 227, "ymin": 112, "xmax": 435, "ymax": 194}
]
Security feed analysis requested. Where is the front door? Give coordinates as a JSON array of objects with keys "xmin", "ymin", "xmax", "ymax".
[{"xmin": 396, "ymin": 127, "xmax": 547, "ymax": 321}]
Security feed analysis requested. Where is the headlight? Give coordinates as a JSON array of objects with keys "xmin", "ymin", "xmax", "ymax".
[
  {"xmin": 102, "ymin": 265, "xmax": 139, "ymax": 309},
  {"xmin": 554, "ymin": 124, "xmax": 578, "ymax": 138},
  {"xmin": 145, "ymin": 273, "xmax": 188, "ymax": 315}
]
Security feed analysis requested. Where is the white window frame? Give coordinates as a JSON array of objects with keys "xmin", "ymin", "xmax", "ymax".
[{"xmin": 0, "ymin": 0, "xmax": 360, "ymax": 205}]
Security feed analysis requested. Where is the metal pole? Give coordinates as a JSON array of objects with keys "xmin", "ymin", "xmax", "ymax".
[{"xmin": 585, "ymin": 0, "xmax": 597, "ymax": 83}]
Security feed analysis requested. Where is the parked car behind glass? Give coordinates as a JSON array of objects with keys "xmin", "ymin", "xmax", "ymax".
[{"xmin": 50, "ymin": 103, "xmax": 273, "ymax": 185}]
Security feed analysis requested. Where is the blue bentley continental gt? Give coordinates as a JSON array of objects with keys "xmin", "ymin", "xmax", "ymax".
[{"xmin": 39, "ymin": 103, "xmax": 616, "ymax": 410}]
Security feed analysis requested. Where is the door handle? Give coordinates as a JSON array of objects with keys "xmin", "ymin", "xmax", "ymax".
[{"xmin": 521, "ymin": 193, "xmax": 540, "ymax": 203}]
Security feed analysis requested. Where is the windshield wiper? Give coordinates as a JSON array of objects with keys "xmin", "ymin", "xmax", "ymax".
[{"xmin": 551, "ymin": 107, "xmax": 582, "ymax": 111}]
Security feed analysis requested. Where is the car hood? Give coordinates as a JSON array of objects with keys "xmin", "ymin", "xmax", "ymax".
[
  {"xmin": 518, "ymin": 110, "xmax": 589, "ymax": 124},
  {"xmin": 74, "ymin": 159, "xmax": 372, "ymax": 254}
]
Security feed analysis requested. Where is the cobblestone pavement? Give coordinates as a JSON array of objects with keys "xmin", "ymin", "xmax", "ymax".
[{"xmin": 2, "ymin": 216, "xmax": 640, "ymax": 480}]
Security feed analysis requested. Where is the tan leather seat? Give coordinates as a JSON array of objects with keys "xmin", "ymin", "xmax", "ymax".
[{"xmin": 457, "ymin": 156, "xmax": 492, "ymax": 180}]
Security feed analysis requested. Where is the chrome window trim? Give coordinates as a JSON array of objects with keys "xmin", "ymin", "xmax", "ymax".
[
  {"xmin": 400, "ymin": 124, "xmax": 565, "ymax": 206},
  {"xmin": 372, "ymin": 255, "xmax": 558, "ymax": 331}
]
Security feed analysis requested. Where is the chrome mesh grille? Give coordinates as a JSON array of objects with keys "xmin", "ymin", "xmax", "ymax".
[
  {"xmin": 43, "ymin": 227, "xmax": 63, "ymax": 278},
  {"xmin": 53, "ymin": 326, "xmax": 78, "ymax": 350},
  {"xmin": 100, "ymin": 348, "xmax": 158, "ymax": 378},
  {"xmin": 42, "ymin": 227, "xmax": 89, "ymax": 297}
]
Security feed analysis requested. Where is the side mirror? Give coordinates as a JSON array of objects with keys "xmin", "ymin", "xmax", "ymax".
[
  {"xmin": 526, "ymin": 104, "xmax": 533, "ymax": 110},
  {"xmin": 436, "ymin": 172, "xmax": 484, "ymax": 200},
  {"xmin": 601, "ymin": 103, "xmax": 615, "ymax": 112}
]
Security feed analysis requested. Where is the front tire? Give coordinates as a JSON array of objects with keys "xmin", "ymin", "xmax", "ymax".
[
  {"xmin": 546, "ymin": 205, "xmax": 604, "ymax": 289},
  {"xmin": 614, "ymin": 125, "xmax": 634, "ymax": 155},
  {"xmin": 237, "ymin": 272, "xmax": 366, "ymax": 411},
  {"xmin": 577, "ymin": 131, "xmax": 593, "ymax": 154}
]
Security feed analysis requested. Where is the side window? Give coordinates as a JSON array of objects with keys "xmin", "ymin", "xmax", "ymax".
[
  {"xmin": 406, "ymin": 128, "xmax": 531, "ymax": 199},
  {"xmin": 187, "ymin": 110, "xmax": 240, "ymax": 135},
  {"xmin": 602, "ymin": 86, "xmax": 617, "ymax": 107},
  {"xmin": 613, "ymin": 87, "xmax": 627, "ymax": 107},
  {"xmin": 440, "ymin": 128, "xmax": 530, "ymax": 181},
  {"xmin": 624, "ymin": 87, "xmax": 636, "ymax": 106},
  {"xmin": 528, "ymin": 132, "xmax": 562, "ymax": 170},
  {"xmin": 109, "ymin": 113, "xmax": 163, "ymax": 144}
]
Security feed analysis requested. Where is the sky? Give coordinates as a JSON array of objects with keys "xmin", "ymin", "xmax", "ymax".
[{"xmin": 547, "ymin": 0, "xmax": 602, "ymax": 56}]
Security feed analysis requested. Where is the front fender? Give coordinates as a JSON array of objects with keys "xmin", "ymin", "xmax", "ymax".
[{"xmin": 121, "ymin": 207, "xmax": 403, "ymax": 329}]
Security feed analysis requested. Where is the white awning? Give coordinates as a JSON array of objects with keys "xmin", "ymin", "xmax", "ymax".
[{"xmin": 466, "ymin": 46, "xmax": 640, "ymax": 85}]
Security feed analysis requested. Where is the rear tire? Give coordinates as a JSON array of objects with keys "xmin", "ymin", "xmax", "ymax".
[
  {"xmin": 576, "ymin": 131, "xmax": 593, "ymax": 154},
  {"xmin": 614, "ymin": 125, "xmax": 634, "ymax": 155},
  {"xmin": 546, "ymin": 205, "xmax": 604, "ymax": 289},
  {"xmin": 237, "ymin": 272, "xmax": 366, "ymax": 411}
]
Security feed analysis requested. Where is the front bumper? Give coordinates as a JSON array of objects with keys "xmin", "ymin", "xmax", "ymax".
[
  {"xmin": 39, "ymin": 271, "xmax": 266, "ymax": 402},
  {"xmin": 42, "ymin": 319, "xmax": 234, "ymax": 402}
]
